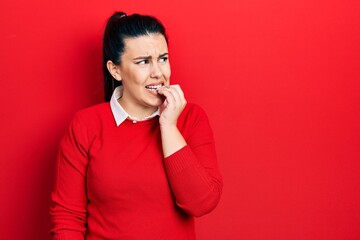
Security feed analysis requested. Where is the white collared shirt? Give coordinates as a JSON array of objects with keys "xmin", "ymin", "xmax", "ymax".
[{"xmin": 110, "ymin": 86, "xmax": 160, "ymax": 126}]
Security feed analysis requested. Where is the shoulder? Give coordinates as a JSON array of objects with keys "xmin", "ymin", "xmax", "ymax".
[
  {"xmin": 178, "ymin": 102, "xmax": 215, "ymax": 141},
  {"xmin": 74, "ymin": 102, "xmax": 111, "ymax": 122},
  {"xmin": 75, "ymin": 102, "xmax": 110, "ymax": 117},
  {"xmin": 181, "ymin": 102, "xmax": 208, "ymax": 119},
  {"xmin": 178, "ymin": 102, "xmax": 210, "ymax": 128},
  {"xmin": 69, "ymin": 102, "xmax": 112, "ymax": 131},
  {"xmin": 63, "ymin": 102, "xmax": 112, "ymax": 144}
]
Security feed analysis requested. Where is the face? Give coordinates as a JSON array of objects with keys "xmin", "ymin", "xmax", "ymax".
[{"xmin": 116, "ymin": 33, "xmax": 170, "ymax": 118}]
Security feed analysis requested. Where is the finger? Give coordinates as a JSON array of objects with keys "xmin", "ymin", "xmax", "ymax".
[
  {"xmin": 168, "ymin": 85, "xmax": 186, "ymax": 107},
  {"xmin": 158, "ymin": 87, "xmax": 177, "ymax": 108},
  {"xmin": 171, "ymin": 84, "xmax": 185, "ymax": 99},
  {"xmin": 158, "ymin": 85, "xmax": 186, "ymax": 109},
  {"xmin": 156, "ymin": 85, "xmax": 169, "ymax": 95},
  {"xmin": 167, "ymin": 87, "xmax": 182, "ymax": 106}
]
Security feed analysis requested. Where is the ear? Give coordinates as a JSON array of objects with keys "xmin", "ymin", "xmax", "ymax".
[{"xmin": 106, "ymin": 60, "xmax": 122, "ymax": 81}]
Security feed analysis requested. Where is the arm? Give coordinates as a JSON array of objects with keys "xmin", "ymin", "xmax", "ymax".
[
  {"xmin": 50, "ymin": 113, "xmax": 89, "ymax": 240},
  {"xmin": 158, "ymin": 85, "xmax": 223, "ymax": 217}
]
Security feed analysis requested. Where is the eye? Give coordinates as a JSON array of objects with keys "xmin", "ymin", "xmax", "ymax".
[
  {"xmin": 136, "ymin": 59, "xmax": 150, "ymax": 65},
  {"xmin": 159, "ymin": 56, "xmax": 168, "ymax": 63}
]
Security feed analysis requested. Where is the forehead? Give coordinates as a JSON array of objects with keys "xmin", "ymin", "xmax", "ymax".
[{"xmin": 123, "ymin": 33, "xmax": 168, "ymax": 57}]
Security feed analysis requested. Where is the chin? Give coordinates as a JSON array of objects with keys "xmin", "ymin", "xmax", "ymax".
[{"xmin": 146, "ymin": 95, "xmax": 165, "ymax": 107}]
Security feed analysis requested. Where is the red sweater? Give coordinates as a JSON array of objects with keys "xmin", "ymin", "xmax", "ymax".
[{"xmin": 50, "ymin": 102, "xmax": 222, "ymax": 240}]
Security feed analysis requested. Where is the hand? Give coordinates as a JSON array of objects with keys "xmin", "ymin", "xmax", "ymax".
[
  {"xmin": 157, "ymin": 84, "xmax": 187, "ymax": 127},
  {"xmin": 157, "ymin": 84, "xmax": 187, "ymax": 157}
]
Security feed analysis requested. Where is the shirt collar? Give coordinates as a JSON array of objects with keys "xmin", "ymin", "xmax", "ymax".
[{"xmin": 110, "ymin": 86, "xmax": 160, "ymax": 126}]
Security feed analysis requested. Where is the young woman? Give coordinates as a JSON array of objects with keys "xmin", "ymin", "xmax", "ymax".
[{"xmin": 50, "ymin": 12, "xmax": 223, "ymax": 240}]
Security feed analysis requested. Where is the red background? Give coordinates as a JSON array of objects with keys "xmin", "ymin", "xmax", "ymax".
[{"xmin": 1, "ymin": 0, "xmax": 359, "ymax": 239}]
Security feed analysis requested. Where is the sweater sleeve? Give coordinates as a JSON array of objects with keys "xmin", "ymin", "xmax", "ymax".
[
  {"xmin": 50, "ymin": 113, "xmax": 90, "ymax": 240},
  {"xmin": 163, "ymin": 105, "xmax": 223, "ymax": 217}
]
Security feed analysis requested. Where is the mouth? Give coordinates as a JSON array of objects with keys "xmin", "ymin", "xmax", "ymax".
[{"xmin": 145, "ymin": 83, "xmax": 164, "ymax": 92}]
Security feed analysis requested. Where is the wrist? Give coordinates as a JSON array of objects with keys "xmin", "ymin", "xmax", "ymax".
[{"xmin": 159, "ymin": 122, "xmax": 178, "ymax": 130}]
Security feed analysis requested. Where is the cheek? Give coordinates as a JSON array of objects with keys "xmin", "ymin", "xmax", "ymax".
[
  {"xmin": 162, "ymin": 65, "xmax": 171, "ymax": 79},
  {"xmin": 129, "ymin": 68, "xmax": 149, "ymax": 85}
]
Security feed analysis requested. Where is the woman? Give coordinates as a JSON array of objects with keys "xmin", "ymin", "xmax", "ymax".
[{"xmin": 50, "ymin": 12, "xmax": 223, "ymax": 240}]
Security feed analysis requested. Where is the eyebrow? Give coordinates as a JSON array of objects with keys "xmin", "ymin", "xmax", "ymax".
[{"xmin": 132, "ymin": 52, "xmax": 168, "ymax": 60}]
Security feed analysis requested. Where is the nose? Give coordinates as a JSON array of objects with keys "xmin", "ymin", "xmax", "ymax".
[{"xmin": 150, "ymin": 62, "xmax": 162, "ymax": 79}]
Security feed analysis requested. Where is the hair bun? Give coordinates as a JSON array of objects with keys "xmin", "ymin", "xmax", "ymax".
[{"xmin": 114, "ymin": 11, "xmax": 127, "ymax": 19}]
